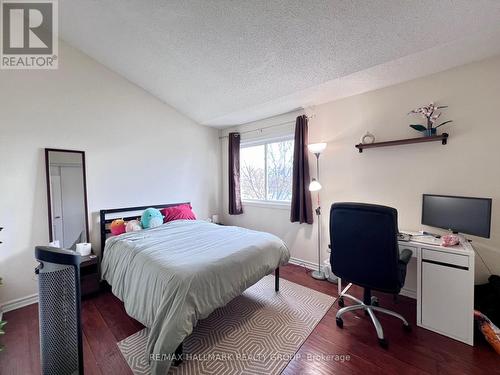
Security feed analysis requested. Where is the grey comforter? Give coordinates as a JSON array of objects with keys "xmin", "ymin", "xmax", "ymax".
[{"xmin": 101, "ymin": 220, "xmax": 290, "ymax": 374}]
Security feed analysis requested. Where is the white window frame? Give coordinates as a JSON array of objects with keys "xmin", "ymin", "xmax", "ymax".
[{"xmin": 240, "ymin": 134, "xmax": 294, "ymax": 209}]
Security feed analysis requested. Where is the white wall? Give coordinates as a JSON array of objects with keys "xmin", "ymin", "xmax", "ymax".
[
  {"xmin": 0, "ymin": 41, "xmax": 220, "ymax": 305},
  {"xmin": 221, "ymin": 55, "xmax": 500, "ymax": 283}
]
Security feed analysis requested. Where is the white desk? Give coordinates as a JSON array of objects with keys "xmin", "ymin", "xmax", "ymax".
[{"xmin": 337, "ymin": 233, "xmax": 475, "ymax": 345}]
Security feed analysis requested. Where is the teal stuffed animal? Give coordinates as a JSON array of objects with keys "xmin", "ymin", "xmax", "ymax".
[{"xmin": 141, "ymin": 208, "xmax": 164, "ymax": 229}]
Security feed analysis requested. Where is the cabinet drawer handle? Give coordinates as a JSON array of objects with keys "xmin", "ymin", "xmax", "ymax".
[{"xmin": 422, "ymin": 258, "xmax": 468, "ymax": 271}]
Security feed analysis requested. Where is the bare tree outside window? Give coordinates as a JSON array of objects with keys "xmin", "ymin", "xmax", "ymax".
[
  {"xmin": 240, "ymin": 139, "xmax": 294, "ymax": 202},
  {"xmin": 240, "ymin": 144, "xmax": 265, "ymax": 200},
  {"xmin": 267, "ymin": 140, "xmax": 293, "ymax": 201}
]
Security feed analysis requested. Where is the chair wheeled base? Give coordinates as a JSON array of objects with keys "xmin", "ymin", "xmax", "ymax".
[{"xmin": 335, "ymin": 291, "xmax": 411, "ymax": 348}]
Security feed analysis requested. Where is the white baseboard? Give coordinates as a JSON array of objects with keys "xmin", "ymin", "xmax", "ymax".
[
  {"xmin": 288, "ymin": 257, "xmax": 417, "ymax": 300},
  {"xmin": 288, "ymin": 257, "xmax": 319, "ymax": 270},
  {"xmin": 0, "ymin": 259, "xmax": 414, "ymax": 315},
  {"xmin": 0, "ymin": 293, "xmax": 38, "ymax": 314},
  {"xmin": 400, "ymin": 288, "xmax": 417, "ymax": 300}
]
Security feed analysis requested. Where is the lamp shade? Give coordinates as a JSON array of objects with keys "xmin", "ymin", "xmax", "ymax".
[
  {"xmin": 308, "ymin": 142, "xmax": 327, "ymax": 154},
  {"xmin": 309, "ymin": 179, "xmax": 322, "ymax": 192}
]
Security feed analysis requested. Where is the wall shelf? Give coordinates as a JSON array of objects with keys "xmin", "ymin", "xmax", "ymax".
[{"xmin": 355, "ymin": 133, "xmax": 448, "ymax": 153}]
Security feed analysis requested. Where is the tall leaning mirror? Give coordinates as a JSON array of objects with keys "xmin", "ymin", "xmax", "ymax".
[{"xmin": 45, "ymin": 149, "xmax": 89, "ymax": 249}]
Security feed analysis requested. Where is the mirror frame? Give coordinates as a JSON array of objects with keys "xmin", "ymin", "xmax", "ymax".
[{"xmin": 45, "ymin": 148, "xmax": 90, "ymax": 244}]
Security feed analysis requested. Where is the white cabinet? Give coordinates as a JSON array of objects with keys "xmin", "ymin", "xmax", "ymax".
[
  {"xmin": 421, "ymin": 258, "xmax": 473, "ymax": 344},
  {"xmin": 399, "ymin": 235, "xmax": 475, "ymax": 346}
]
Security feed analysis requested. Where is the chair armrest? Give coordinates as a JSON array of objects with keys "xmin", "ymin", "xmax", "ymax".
[{"xmin": 399, "ymin": 249, "xmax": 412, "ymax": 265}]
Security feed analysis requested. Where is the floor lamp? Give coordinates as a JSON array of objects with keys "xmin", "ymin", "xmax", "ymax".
[{"xmin": 308, "ymin": 142, "xmax": 327, "ymax": 280}]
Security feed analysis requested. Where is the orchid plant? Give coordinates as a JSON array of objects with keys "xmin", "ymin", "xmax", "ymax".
[{"xmin": 408, "ymin": 103, "xmax": 452, "ymax": 136}]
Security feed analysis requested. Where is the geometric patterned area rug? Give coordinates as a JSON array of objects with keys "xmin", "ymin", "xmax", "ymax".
[{"xmin": 117, "ymin": 275, "xmax": 335, "ymax": 374}]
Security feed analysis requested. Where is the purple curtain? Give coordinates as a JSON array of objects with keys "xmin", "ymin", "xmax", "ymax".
[
  {"xmin": 290, "ymin": 115, "xmax": 313, "ymax": 224},
  {"xmin": 228, "ymin": 132, "xmax": 243, "ymax": 215}
]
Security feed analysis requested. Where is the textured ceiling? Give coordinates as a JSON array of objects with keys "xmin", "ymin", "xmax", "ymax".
[{"xmin": 60, "ymin": 1, "xmax": 500, "ymax": 127}]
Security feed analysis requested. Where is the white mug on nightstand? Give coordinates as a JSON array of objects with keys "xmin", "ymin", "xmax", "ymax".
[
  {"xmin": 76, "ymin": 242, "xmax": 92, "ymax": 256},
  {"xmin": 49, "ymin": 240, "xmax": 60, "ymax": 248}
]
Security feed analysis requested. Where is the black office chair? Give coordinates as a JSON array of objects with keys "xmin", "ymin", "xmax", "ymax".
[{"xmin": 329, "ymin": 202, "xmax": 412, "ymax": 347}]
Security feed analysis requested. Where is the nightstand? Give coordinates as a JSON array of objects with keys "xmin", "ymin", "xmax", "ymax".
[{"xmin": 80, "ymin": 254, "xmax": 99, "ymax": 297}]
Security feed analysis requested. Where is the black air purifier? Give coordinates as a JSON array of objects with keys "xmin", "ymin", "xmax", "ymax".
[{"xmin": 35, "ymin": 246, "xmax": 84, "ymax": 375}]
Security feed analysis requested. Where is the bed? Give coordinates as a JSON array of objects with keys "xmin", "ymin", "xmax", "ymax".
[{"xmin": 99, "ymin": 203, "xmax": 290, "ymax": 374}]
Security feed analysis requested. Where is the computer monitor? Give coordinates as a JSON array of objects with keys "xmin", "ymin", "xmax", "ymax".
[{"xmin": 422, "ymin": 194, "xmax": 492, "ymax": 238}]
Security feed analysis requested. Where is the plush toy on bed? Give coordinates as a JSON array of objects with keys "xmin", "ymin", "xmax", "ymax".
[
  {"xmin": 125, "ymin": 219, "xmax": 142, "ymax": 232},
  {"xmin": 141, "ymin": 208, "xmax": 164, "ymax": 229},
  {"xmin": 110, "ymin": 219, "xmax": 126, "ymax": 235}
]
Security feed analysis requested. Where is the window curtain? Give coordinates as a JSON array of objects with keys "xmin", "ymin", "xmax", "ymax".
[
  {"xmin": 228, "ymin": 132, "xmax": 243, "ymax": 215},
  {"xmin": 290, "ymin": 115, "xmax": 313, "ymax": 224}
]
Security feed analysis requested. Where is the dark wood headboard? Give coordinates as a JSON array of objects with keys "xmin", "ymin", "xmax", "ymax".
[{"xmin": 99, "ymin": 202, "xmax": 190, "ymax": 255}]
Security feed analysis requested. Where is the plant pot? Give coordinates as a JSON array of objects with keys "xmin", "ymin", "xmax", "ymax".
[{"xmin": 423, "ymin": 128, "xmax": 436, "ymax": 137}]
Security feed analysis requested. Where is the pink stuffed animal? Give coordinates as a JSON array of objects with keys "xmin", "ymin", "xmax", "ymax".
[{"xmin": 125, "ymin": 219, "xmax": 142, "ymax": 233}]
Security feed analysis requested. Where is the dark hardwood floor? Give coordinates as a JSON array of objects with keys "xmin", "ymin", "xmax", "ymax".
[{"xmin": 1, "ymin": 264, "xmax": 498, "ymax": 374}]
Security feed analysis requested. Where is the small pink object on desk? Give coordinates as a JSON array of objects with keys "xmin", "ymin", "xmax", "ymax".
[{"xmin": 441, "ymin": 234, "xmax": 459, "ymax": 247}]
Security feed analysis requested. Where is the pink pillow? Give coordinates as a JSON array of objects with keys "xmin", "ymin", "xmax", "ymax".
[{"xmin": 161, "ymin": 204, "xmax": 196, "ymax": 223}]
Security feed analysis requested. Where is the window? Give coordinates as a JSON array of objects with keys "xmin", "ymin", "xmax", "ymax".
[{"xmin": 240, "ymin": 137, "xmax": 294, "ymax": 204}]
